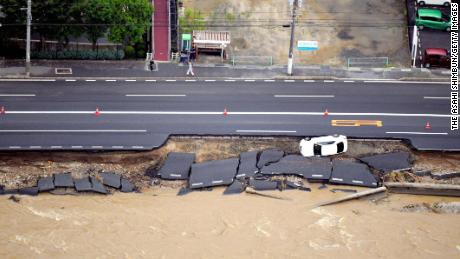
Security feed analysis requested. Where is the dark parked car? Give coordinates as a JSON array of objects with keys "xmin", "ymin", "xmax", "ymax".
[{"xmin": 422, "ymin": 48, "xmax": 450, "ymax": 68}]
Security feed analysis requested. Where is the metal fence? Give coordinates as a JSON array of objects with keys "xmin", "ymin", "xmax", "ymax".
[
  {"xmin": 230, "ymin": 56, "xmax": 273, "ymax": 66},
  {"xmin": 347, "ymin": 57, "xmax": 389, "ymax": 68}
]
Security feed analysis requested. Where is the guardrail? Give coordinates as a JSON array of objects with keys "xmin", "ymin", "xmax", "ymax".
[
  {"xmin": 347, "ymin": 57, "xmax": 389, "ymax": 68},
  {"xmin": 230, "ymin": 56, "xmax": 273, "ymax": 66}
]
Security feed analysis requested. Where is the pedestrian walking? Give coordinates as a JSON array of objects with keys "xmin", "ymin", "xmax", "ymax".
[{"xmin": 186, "ymin": 60, "xmax": 195, "ymax": 76}]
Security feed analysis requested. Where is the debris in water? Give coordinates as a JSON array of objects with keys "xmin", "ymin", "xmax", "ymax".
[{"xmin": 8, "ymin": 195, "xmax": 20, "ymax": 203}]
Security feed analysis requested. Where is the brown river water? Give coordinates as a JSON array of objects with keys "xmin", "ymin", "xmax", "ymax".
[{"xmin": 1, "ymin": 185, "xmax": 459, "ymax": 259}]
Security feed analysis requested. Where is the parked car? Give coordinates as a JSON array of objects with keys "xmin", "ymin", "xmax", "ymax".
[
  {"xmin": 422, "ymin": 48, "xmax": 451, "ymax": 68},
  {"xmin": 299, "ymin": 135, "xmax": 348, "ymax": 157},
  {"xmin": 416, "ymin": 0, "xmax": 451, "ymax": 7},
  {"xmin": 416, "ymin": 9, "xmax": 451, "ymax": 31}
]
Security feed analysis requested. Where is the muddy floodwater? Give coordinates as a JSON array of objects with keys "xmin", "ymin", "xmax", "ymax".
[{"xmin": 1, "ymin": 185, "xmax": 459, "ymax": 259}]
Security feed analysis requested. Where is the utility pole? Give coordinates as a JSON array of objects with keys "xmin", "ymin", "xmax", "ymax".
[
  {"xmin": 287, "ymin": 0, "xmax": 298, "ymax": 75},
  {"xmin": 26, "ymin": 0, "xmax": 31, "ymax": 77}
]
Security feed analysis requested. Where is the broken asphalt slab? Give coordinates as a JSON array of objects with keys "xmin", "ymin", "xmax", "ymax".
[
  {"xmin": 257, "ymin": 149, "xmax": 284, "ymax": 169},
  {"xmin": 100, "ymin": 172, "xmax": 121, "ymax": 189},
  {"xmin": 38, "ymin": 176, "xmax": 55, "ymax": 192},
  {"xmin": 223, "ymin": 180, "xmax": 246, "ymax": 195},
  {"xmin": 330, "ymin": 160, "xmax": 379, "ymax": 188},
  {"xmin": 121, "ymin": 178, "xmax": 135, "ymax": 193},
  {"xmin": 74, "ymin": 177, "xmax": 93, "ymax": 192},
  {"xmin": 236, "ymin": 151, "xmax": 259, "ymax": 179},
  {"xmin": 90, "ymin": 177, "xmax": 108, "ymax": 194},
  {"xmin": 189, "ymin": 158, "xmax": 239, "ymax": 189},
  {"xmin": 18, "ymin": 187, "xmax": 39, "ymax": 196},
  {"xmin": 359, "ymin": 152, "xmax": 411, "ymax": 173},
  {"xmin": 261, "ymin": 155, "xmax": 332, "ymax": 181},
  {"xmin": 54, "ymin": 172, "xmax": 74, "ymax": 188},
  {"xmin": 159, "ymin": 152, "xmax": 195, "ymax": 180},
  {"xmin": 249, "ymin": 179, "xmax": 279, "ymax": 191}
]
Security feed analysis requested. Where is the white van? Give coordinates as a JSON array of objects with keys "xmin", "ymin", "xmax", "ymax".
[{"xmin": 416, "ymin": 0, "xmax": 451, "ymax": 6}]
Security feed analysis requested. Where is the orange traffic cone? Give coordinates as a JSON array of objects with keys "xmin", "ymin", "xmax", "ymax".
[
  {"xmin": 324, "ymin": 109, "xmax": 329, "ymax": 116},
  {"xmin": 223, "ymin": 107, "xmax": 228, "ymax": 116},
  {"xmin": 95, "ymin": 107, "xmax": 100, "ymax": 117},
  {"xmin": 425, "ymin": 122, "xmax": 431, "ymax": 129},
  {"xmin": 0, "ymin": 106, "xmax": 5, "ymax": 115}
]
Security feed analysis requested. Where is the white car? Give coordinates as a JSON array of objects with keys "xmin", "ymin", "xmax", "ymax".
[
  {"xmin": 416, "ymin": 0, "xmax": 451, "ymax": 6},
  {"xmin": 300, "ymin": 135, "xmax": 348, "ymax": 157}
]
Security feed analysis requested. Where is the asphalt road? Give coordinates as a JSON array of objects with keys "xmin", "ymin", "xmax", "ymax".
[{"xmin": 0, "ymin": 79, "xmax": 457, "ymax": 151}]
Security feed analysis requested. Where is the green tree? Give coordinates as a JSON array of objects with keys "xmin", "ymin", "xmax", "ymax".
[
  {"xmin": 179, "ymin": 8, "xmax": 205, "ymax": 34},
  {"xmin": 75, "ymin": 0, "xmax": 111, "ymax": 50}
]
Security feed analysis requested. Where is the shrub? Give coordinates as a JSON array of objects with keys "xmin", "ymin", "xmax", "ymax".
[
  {"xmin": 31, "ymin": 50, "xmax": 125, "ymax": 60},
  {"xmin": 124, "ymin": 46, "xmax": 136, "ymax": 59},
  {"xmin": 136, "ymin": 49, "xmax": 146, "ymax": 59}
]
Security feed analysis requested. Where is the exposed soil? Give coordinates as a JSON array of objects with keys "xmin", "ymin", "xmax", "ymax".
[{"xmin": 0, "ymin": 137, "xmax": 459, "ymax": 191}]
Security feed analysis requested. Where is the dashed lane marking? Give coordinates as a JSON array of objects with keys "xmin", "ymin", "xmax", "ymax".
[
  {"xmin": 125, "ymin": 94, "xmax": 186, "ymax": 97},
  {"xmin": 344, "ymin": 80, "xmax": 355, "ymax": 83},
  {"xmin": 236, "ymin": 130, "xmax": 297, "ymax": 133},
  {"xmin": 111, "ymin": 146, "xmax": 124, "ymax": 149},
  {"xmin": 303, "ymin": 80, "xmax": 315, "ymax": 82},
  {"xmin": 364, "ymin": 81, "xmax": 449, "ymax": 84},
  {"xmin": 225, "ymin": 79, "xmax": 236, "ymax": 82},
  {"xmin": 105, "ymin": 79, "xmax": 117, "ymax": 82},
  {"xmin": 0, "ymin": 94, "xmax": 36, "ymax": 97},
  {"xmin": 125, "ymin": 79, "xmax": 137, "ymax": 82},
  {"xmin": 91, "ymin": 146, "xmax": 103, "ymax": 149},
  {"xmin": 9, "ymin": 146, "xmax": 21, "ymax": 149},
  {"xmin": 65, "ymin": 79, "xmax": 76, "ymax": 82},
  {"xmin": 424, "ymin": 96, "xmax": 450, "ymax": 100},
  {"xmin": 51, "ymin": 146, "xmax": 63, "ymax": 149},
  {"xmin": 71, "ymin": 146, "xmax": 83, "ymax": 149},
  {"xmin": 274, "ymin": 95, "xmax": 334, "ymax": 98},
  {"xmin": 165, "ymin": 80, "xmax": 176, "ymax": 82},
  {"xmin": 324, "ymin": 80, "xmax": 335, "ymax": 83},
  {"xmin": 185, "ymin": 79, "xmax": 196, "ymax": 82},
  {"xmin": 0, "ymin": 129, "xmax": 147, "ymax": 133},
  {"xmin": 205, "ymin": 79, "xmax": 216, "ymax": 82},
  {"xmin": 85, "ymin": 79, "xmax": 96, "ymax": 82},
  {"xmin": 131, "ymin": 146, "xmax": 144, "ymax": 149},
  {"xmin": 264, "ymin": 80, "xmax": 276, "ymax": 82},
  {"xmin": 244, "ymin": 79, "xmax": 255, "ymax": 82},
  {"xmin": 284, "ymin": 80, "xmax": 295, "ymax": 82},
  {"xmin": 29, "ymin": 146, "xmax": 42, "ymax": 149},
  {"xmin": 145, "ymin": 79, "xmax": 157, "ymax": 82}
]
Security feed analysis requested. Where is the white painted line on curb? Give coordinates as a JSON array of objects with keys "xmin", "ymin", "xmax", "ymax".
[
  {"xmin": 85, "ymin": 79, "xmax": 96, "ymax": 82},
  {"xmin": 105, "ymin": 79, "xmax": 117, "ymax": 82},
  {"xmin": 264, "ymin": 80, "xmax": 275, "ymax": 82},
  {"xmin": 0, "ymin": 129, "xmax": 147, "ymax": 133},
  {"xmin": 303, "ymin": 80, "xmax": 315, "ymax": 82},
  {"xmin": 424, "ymin": 96, "xmax": 450, "ymax": 100},
  {"xmin": 386, "ymin": 132, "xmax": 448, "ymax": 135},
  {"xmin": 364, "ymin": 81, "xmax": 449, "ymax": 84},
  {"xmin": 9, "ymin": 146, "xmax": 21, "ymax": 149},
  {"xmin": 236, "ymin": 130, "xmax": 297, "ymax": 133},
  {"xmin": 185, "ymin": 79, "xmax": 196, "ymax": 82},
  {"xmin": 65, "ymin": 79, "xmax": 76, "ymax": 82},
  {"xmin": 71, "ymin": 146, "xmax": 83, "ymax": 149},
  {"xmin": 125, "ymin": 79, "xmax": 136, "ymax": 82},
  {"xmin": 51, "ymin": 146, "xmax": 63, "ymax": 149},
  {"xmin": 125, "ymin": 94, "xmax": 186, "ymax": 97},
  {"xmin": 145, "ymin": 79, "xmax": 156, "ymax": 82},
  {"xmin": 0, "ymin": 94, "xmax": 36, "ymax": 97},
  {"xmin": 274, "ymin": 95, "xmax": 335, "ymax": 98},
  {"xmin": 284, "ymin": 80, "xmax": 295, "ymax": 82},
  {"xmin": 165, "ymin": 80, "xmax": 176, "ymax": 82}
]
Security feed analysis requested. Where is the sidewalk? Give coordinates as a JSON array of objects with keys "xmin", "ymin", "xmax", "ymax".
[{"xmin": 0, "ymin": 59, "xmax": 450, "ymax": 81}]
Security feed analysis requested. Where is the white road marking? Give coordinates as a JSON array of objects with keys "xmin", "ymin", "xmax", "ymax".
[
  {"xmin": 205, "ymin": 79, "xmax": 216, "ymax": 82},
  {"xmin": 424, "ymin": 96, "xmax": 449, "ymax": 100},
  {"xmin": 29, "ymin": 146, "xmax": 42, "ymax": 149},
  {"xmin": 9, "ymin": 146, "xmax": 21, "ymax": 149},
  {"xmin": 125, "ymin": 79, "xmax": 136, "ymax": 82},
  {"xmin": 132, "ymin": 146, "xmax": 144, "ymax": 149},
  {"xmin": 401, "ymin": 68, "xmax": 411, "ymax": 72},
  {"xmin": 185, "ymin": 79, "xmax": 196, "ymax": 82},
  {"xmin": 71, "ymin": 146, "xmax": 83, "ymax": 149},
  {"xmin": 284, "ymin": 80, "xmax": 295, "ymax": 82},
  {"xmin": 274, "ymin": 95, "xmax": 334, "ymax": 98},
  {"xmin": 51, "ymin": 146, "xmax": 63, "ymax": 149},
  {"xmin": 85, "ymin": 79, "xmax": 96, "ymax": 82},
  {"xmin": 105, "ymin": 79, "xmax": 117, "ymax": 82},
  {"xmin": 312, "ymin": 174, "xmax": 323, "ymax": 177},
  {"xmin": 125, "ymin": 94, "xmax": 186, "ymax": 97},
  {"xmin": 191, "ymin": 182, "xmax": 203, "ymax": 186},
  {"xmin": 170, "ymin": 174, "xmax": 181, "ymax": 177},
  {"xmin": 352, "ymin": 180, "xmax": 364, "ymax": 184},
  {"xmin": 225, "ymin": 79, "xmax": 236, "ymax": 82},
  {"xmin": 386, "ymin": 132, "xmax": 448, "ymax": 135},
  {"xmin": 244, "ymin": 79, "xmax": 255, "ymax": 82},
  {"xmin": 212, "ymin": 180, "xmax": 223, "ymax": 184},
  {"xmin": 0, "ymin": 94, "xmax": 36, "ymax": 97},
  {"xmin": 324, "ymin": 80, "xmax": 335, "ymax": 83},
  {"xmin": 303, "ymin": 80, "xmax": 315, "ymax": 82},
  {"xmin": 331, "ymin": 177, "xmax": 343, "ymax": 182},
  {"xmin": 65, "ymin": 79, "xmax": 76, "ymax": 82},
  {"xmin": 0, "ymin": 79, "xmax": 56, "ymax": 82},
  {"xmin": 264, "ymin": 80, "xmax": 275, "ymax": 82},
  {"xmin": 236, "ymin": 130, "xmax": 297, "ymax": 133},
  {"xmin": 2, "ymin": 111, "xmax": 451, "ymax": 118},
  {"xmin": 111, "ymin": 146, "xmax": 124, "ymax": 149},
  {"xmin": 91, "ymin": 146, "xmax": 103, "ymax": 149},
  {"xmin": 364, "ymin": 81, "xmax": 449, "ymax": 84},
  {"xmin": 165, "ymin": 79, "xmax": 176, "ymax": 82},
  {"xmin": 0, "ymin": 129, "xmax": 147, "ymax": 133},
  {"xmin": 344, "ymin": 80, "xmax": 355, "ymax": 83},
  {"xmin": 145, "ymin": 79, "xmax": 156, "ymax": 82}
]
